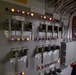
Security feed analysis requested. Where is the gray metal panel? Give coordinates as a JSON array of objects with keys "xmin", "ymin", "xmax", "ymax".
[{"xmin": 0, "ymin": 1, "xmax": 61, "ymax": 75}]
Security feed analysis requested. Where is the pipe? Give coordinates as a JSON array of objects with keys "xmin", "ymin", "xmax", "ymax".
[
  {"xmin": 67, "ymin": 3, "xmax": 76, "ymax": 12},
  {"xmin": 70, "ymin": 9, "xmax": 76, "ymax": 15},
  {"xmin": 55, "ymin": 0, "xmax": 64, "ymax": 12},
  {"xmin": 59, "ymin": 0, "xmax": 74, "ymax": 12}
]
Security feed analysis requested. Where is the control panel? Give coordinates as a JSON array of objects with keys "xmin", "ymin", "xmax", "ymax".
[{"xmin": 0, "ymin": 1, "xmax": 62, "ymax": 75}]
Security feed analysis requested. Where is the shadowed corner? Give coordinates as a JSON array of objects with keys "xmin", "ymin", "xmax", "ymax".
[
  {"xmin": 0, "ymin": 22, "xmax": 7, "ymax": 30},
  {"xmin": 1, "ymin": 51, "xmax": 13, "ymax": 63}
]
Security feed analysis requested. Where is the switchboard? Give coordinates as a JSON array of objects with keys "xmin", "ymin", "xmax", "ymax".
[{"xmin": 0, "ymin": 1, "xmax": 62, "ymax": 75}]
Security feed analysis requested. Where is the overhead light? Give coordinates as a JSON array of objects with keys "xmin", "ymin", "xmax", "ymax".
[
  {"xmin": 11, "ymin": 8, "xmax": 15, "ymax": 12},
  {"xmin": 31, "ymin": 13, "xmax": 34, "ymax": 16}
]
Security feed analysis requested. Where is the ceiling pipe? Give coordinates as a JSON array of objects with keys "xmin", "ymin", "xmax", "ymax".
[
  {"xmin": 59, "ymin": 0, "xmax": 74, "ymax": 11},
  {"xmin": 59, "ymin": 1, "xmax": 76, "ymax": 14},
  {"xmin": 61, "ymin": 2, "xmax": 76, "ymax": 14},
  {"xmin": 70, "ymin": 9, "xmax": 76, "ymax": 15},
  {"xmin": 67, "ymin": 3, "xmax": 76, "ymax": 13},
  {"xmin": 55, "ymin": 0, "xmax": 64, "ymax": 12},
  {"xmin": 53, "ymin": 0, "xmax": 62, "ymax": 7},
  {"xmin": 70, "ymin": 8, "xmax": 76, "ymax": 14}
]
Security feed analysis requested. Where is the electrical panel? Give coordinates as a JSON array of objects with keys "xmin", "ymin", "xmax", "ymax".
[
  {"xmin": 0, "ymin": 1, "xmax": 63, "ymax": 75},
  {"xmin": 61, "ymin": 42, "xmax": 76, "ymax": 66}
]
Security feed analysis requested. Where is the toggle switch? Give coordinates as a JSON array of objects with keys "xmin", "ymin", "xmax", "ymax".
[
  {"xmin": 12, "ymin": 48, "xmax": 20, "ymax": 58},
  {"xmin": 20, "ymin": 48, "xmax": 28, "ymax": 56}
]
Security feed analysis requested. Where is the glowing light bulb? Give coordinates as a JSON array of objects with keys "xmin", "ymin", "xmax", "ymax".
[
  {"xmin": 17, "ymin": 38, "xmax": 20, "ymax": 41},
  {"xmin": 22, "ymin": 38, "xmax": 24, "ymax": 41},
  {"xmin": 31, "ymin": 13, "xmax": 34, "ymax": 16},
  {"xmin": 11, "ymin": 8, "xmax": 15, "ymax": 12},
  {"xmin": 44, "ymin": 16, "xmax": 46, "ymax": 19},
  {"xmin": 11, "ymin": 38, "xmax": 14, "ymax": 41},
  {"xmin": 17, "ymin": 73, "xmax": 20, "ymax": 75},
  {"xmin": 17, "ymin": 10, "xmax": 20, "ymax": 13},
  {"xmin": 58, "ymin": 59, "xmax": 60, "ymax": 63},
  {"xmin": 26, "ymin": 38, "xmax": 29, "ymax": 41},
  {"xmin": 22, "ymin": 72, "xmax": 25, "ymax": 75},
  {"xmin": 22, "ymin": 11, "xmax": 25, "ymax": 14},
  {"xmin": 50, "ymin": 18, "xmax": 52, "ymax": 20},
  {"xmin": 26, "ymin": 12, "xmax": 30, "ymax": 15},
  {"xmin": 40, "ymin": 16, "xmax": 43, "ymax": 18}
]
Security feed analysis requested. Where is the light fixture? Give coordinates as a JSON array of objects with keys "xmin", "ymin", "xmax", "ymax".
[
  {"xmin": 53, "ymin": 18, "xmax": 54, "ymax": 20},
  {"xmin": 50, "ymin": 18, "xmax": 52, "ymax": 20},
  {"xmin": 44, "ymin": 16, "xmax": 46, "ymax": 19},
  {"xmin": 17, "ymin": 10, "xmax": 20, "ymax": 13},
  {"xmin": 22, "ymin": 38, "xmax": 25, "ymax": 41},
  {"xmin": 31, "ymin": 13, "xmax": 34, "ymax": 16},
  {"xmin": 17, "ymin": 73, "xmax": 20, "ymax": 75},
  {"xmin": 21, "ymin": 72, "xmax": 25, "ymax": 75},
  {"xmin": 26, "ymin": 38, "xmax": 29, "ymax": 41},
  {"xmin": 58, "ymin": 59, "xmax": 60, "ymax": 63},
  {"xmin": 17, "ymin": 38, "xmax": 20, "ymax": 41},
  {"xmin": 26, "ymin": 12, "xmax": 30, "ymax": 15},
  {"xmin": 11, "ymin": 38, "xmax": 15, "ymax": 41},
  {"xmin": 22, "ymin": 11, "xmax": 25, "ymax": 14},
  {"xmin": 40, "ymin": 16, "xmax": 43, "ymax": 18},
  {"xmin": 11, "ymin": 8, "xmax": 15, "ymax": 12}
]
